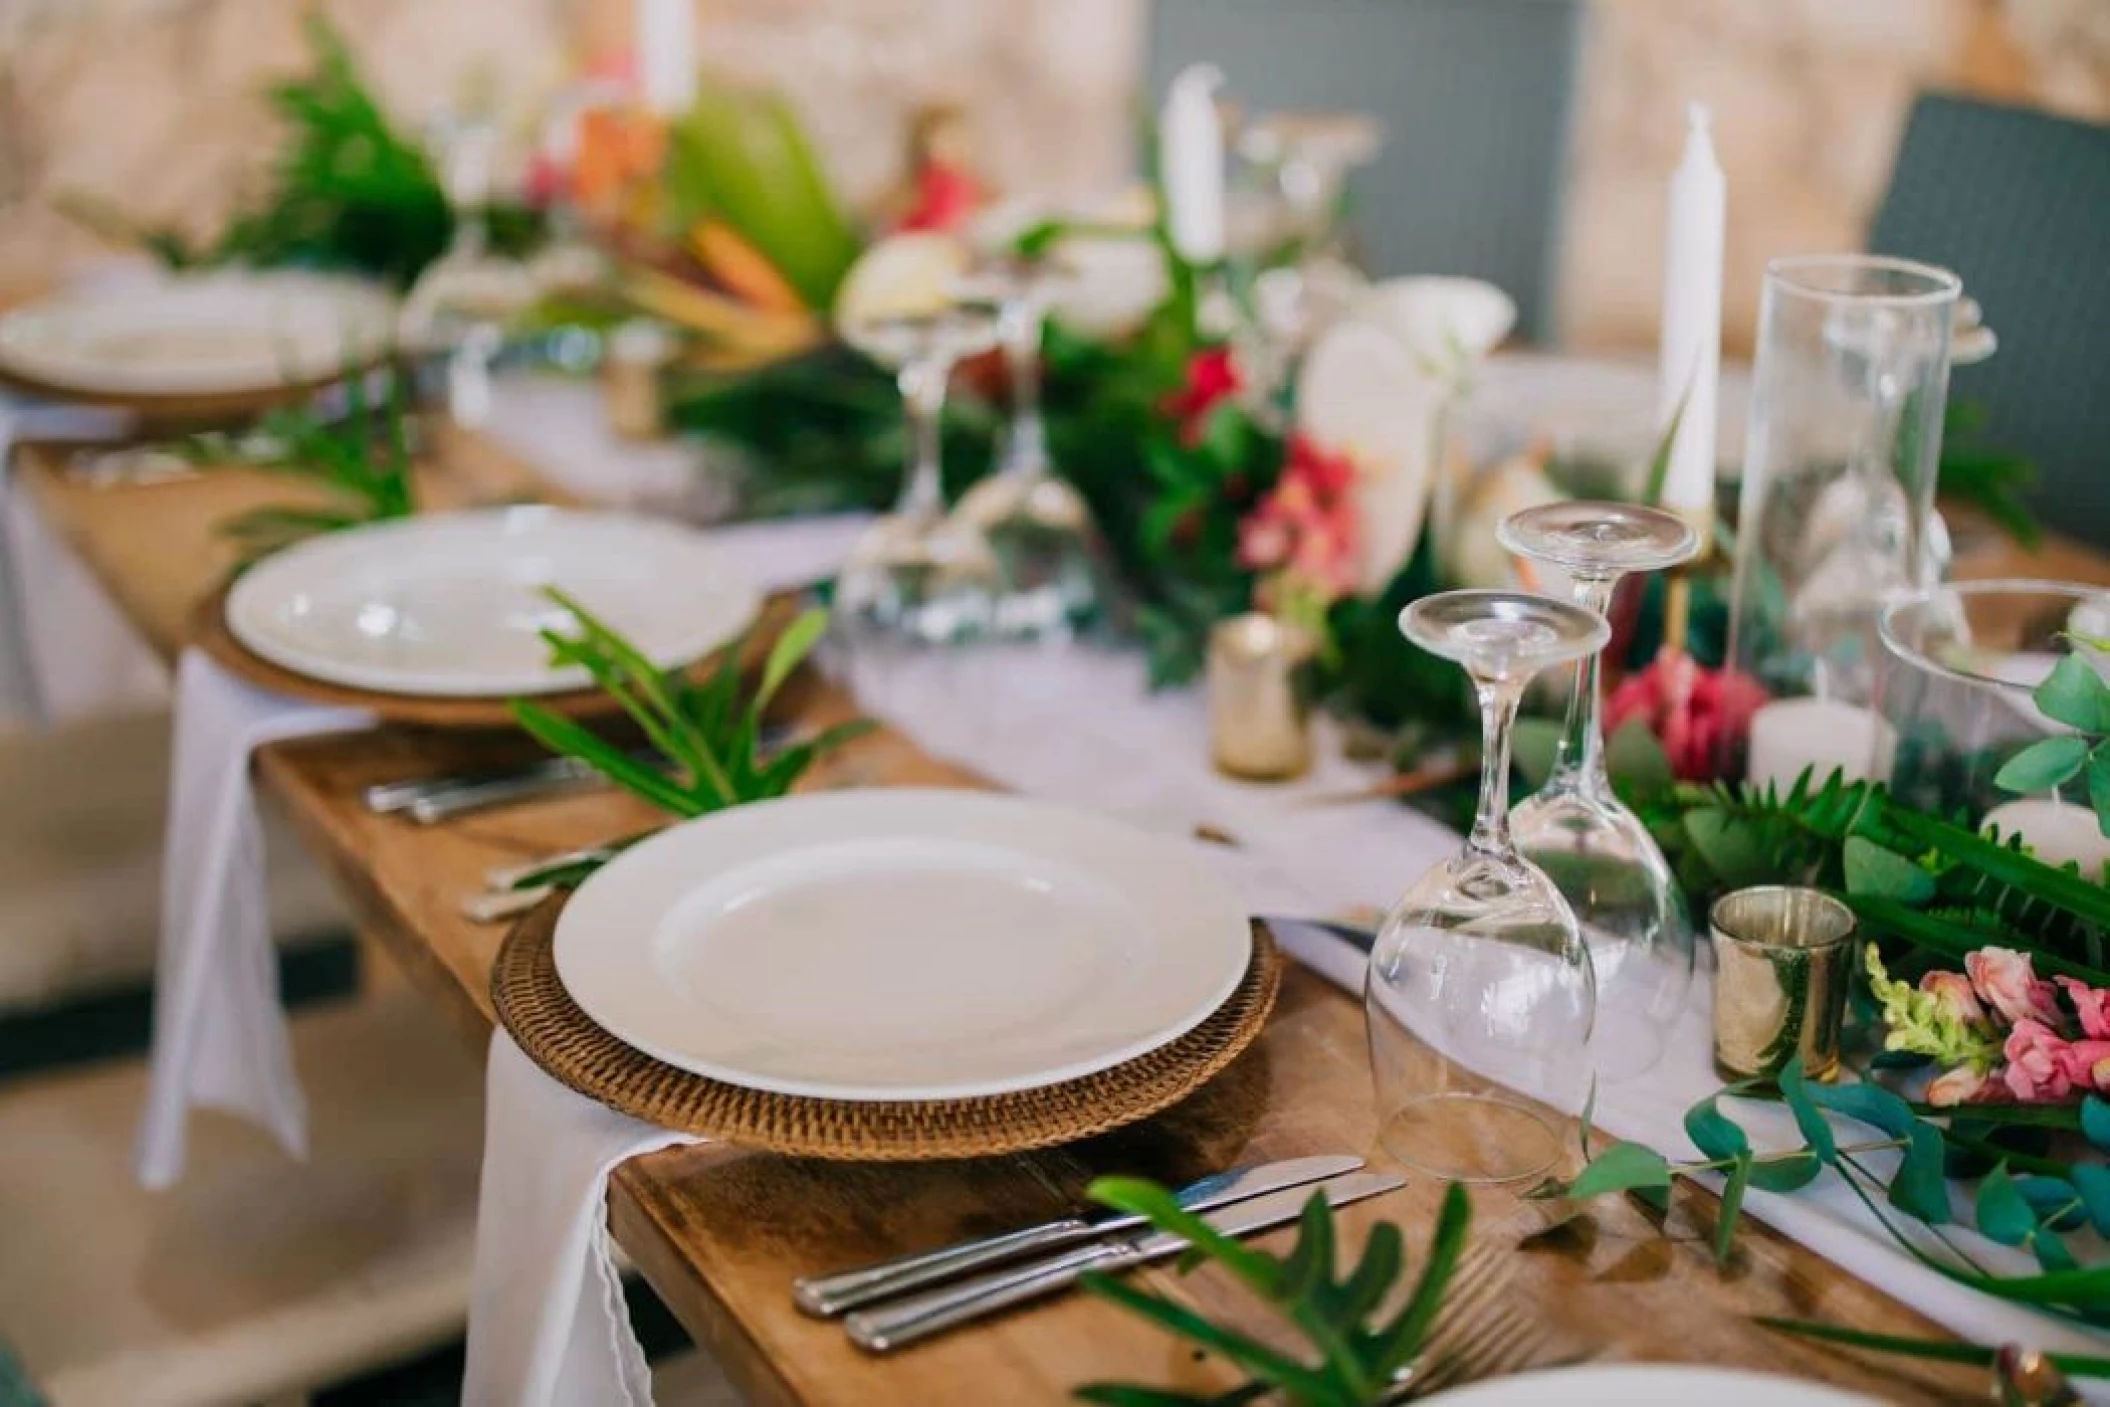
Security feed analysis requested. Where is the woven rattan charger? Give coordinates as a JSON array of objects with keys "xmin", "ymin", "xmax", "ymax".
[{"xmin": 493, "ymin": 897, "xmax": 1283, "ymax": 1160}]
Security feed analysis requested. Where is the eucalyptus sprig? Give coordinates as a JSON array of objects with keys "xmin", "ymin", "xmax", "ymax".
[
  {"xmin": 1073, "ymin": 1179, "xmax": 1470, "ymax": 1407},
  {"xmin": 1994, "ymin": 640, "xmax": 2110, "ymax": 843},
  {"xmin": 206, "ymin": 366, "xmax": 418, "ymax": 561},
  {"xmin": 509, "ymin": 589, "xmax": 870, "ymax": 838},
  {"xmin": 1533, "ymin": 1058, "xmax": 2110, "ymax": 1328}
]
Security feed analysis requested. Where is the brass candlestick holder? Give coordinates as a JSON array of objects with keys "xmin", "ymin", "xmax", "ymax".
[{"xmin": 1709, "ymin": 885, "xmax": 1855, "ymax": 1082}]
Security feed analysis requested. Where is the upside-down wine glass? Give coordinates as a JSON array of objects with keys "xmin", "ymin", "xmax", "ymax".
[
  {"xmin": 1498, "ymin": 501, "xmax": 1702, "ymax": 1080},
  {"xmin": 949, "ymin": 263, "xmax": 1108, "ymax": 640},
  {"xmin": 400, "ymin": 111, "xmax": 537, "ymax": 427},
  {"xmin": 1367, "ymin": 589, "xmax": 1607, "ymax": 1185},
  {"xmin": 831, "ymin": 306, "xmax": 1005, "ymax": 722}
]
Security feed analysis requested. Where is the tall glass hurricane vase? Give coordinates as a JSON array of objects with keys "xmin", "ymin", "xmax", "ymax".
[
  {"xmin": 1367, "ymin": 590, "xmax": 1608, "ymax": 1185},
  {"xmin": 1500, "ymin": 502, "xmax": 1700, "ymax": 1079},
  {"xmin": 1724, "ymin": 255, "xmax": 1959, "ymax": 784}
]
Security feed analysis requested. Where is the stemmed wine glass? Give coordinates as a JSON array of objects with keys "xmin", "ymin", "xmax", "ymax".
[
  {"xmin": 1367, "ymin": 589, "xmax": 1608, "ymax": 1185},
  {"xmin": 401, "ymin": 111, "xmax": 537, "ymax": 426},
  {"xmin": 949, "ymin": 264, "xmax": 1107, "ymax": 640},
  {"xmin": 832, "ymin": 306, "xmax": 1005, "ymax": 654},
  {"xmin": 1498, "ymin": 501, "xmax": 1701, "ymax": 1079}
]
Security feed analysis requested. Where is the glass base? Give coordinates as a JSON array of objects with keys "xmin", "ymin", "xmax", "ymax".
[
  {"xmin": 834, "ymin": 512, "xmax": 1000, "ymax": 646},
  {"xmin": 1377, "ymin": 1093, "xmax": 1563, "ymax": 1185},
  {"xmin": 952, "ymin": 472, "xmax": 1105, "ymax": 640}
]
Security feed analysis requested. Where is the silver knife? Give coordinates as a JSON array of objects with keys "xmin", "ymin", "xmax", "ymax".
[
  {"xmin": 362, "ymin": 755, "xmax": 600, "ymax": 816},
  {"xmin": 843, "ymin": 1169, "xmax": 1405, "ymax": 1352},
  {"xmin": 795, "ymin": 1152, "xmax": 1361, "ymax": 1318}
]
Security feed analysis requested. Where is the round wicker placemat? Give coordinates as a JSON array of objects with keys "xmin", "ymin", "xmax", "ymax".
[
  {"xmin": 492, "ymin": 897, "xmax": 1283, "ymax": 1160},
  {"xmin": 192, "ymin": 583, "xmax": 782, "ymax": 730}
]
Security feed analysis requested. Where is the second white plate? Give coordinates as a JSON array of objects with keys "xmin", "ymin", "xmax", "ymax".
[
  {"xmin": 225, "ymin": 507, "xmax": 762, "ymax": 697},
  {"xmin": 553, "ymin": 789, "xmax": 1255, "ymax": 1101},
  {"xmin": 1426, "ymin": 1365, "xmax": 1881, "ymax": 1406}
]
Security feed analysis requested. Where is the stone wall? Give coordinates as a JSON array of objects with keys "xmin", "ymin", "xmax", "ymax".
[{"xmin": 0, "ymin": 0, "xmax": 2102, "ymax": 347}]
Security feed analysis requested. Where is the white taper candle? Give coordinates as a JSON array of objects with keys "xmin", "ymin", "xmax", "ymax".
[
  {"xmin": 1158, "ymin": 63, "xmax": 1227, "ymax": 265},
  {"xmin": 1657, "ymin": 102, "xmax": 1724, "ymax": 514},
  {"xmin": 637, "ymin": 0, "xmax": 698, "ymax": 116}
]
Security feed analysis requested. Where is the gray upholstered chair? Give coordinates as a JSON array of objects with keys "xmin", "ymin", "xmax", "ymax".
[
  {"xmin": 1145, "ymin": 0, "xmax": 1582, "ymax": 344},
  {"xmin": 1869, "ymin": 93, "xmax": 2110, "ymax": 546}
]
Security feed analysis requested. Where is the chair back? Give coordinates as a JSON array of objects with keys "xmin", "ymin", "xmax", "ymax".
[
  {"xmin": 1869, "ymin": 93, "xmax": 2110, "ymax": 545},
  {"xmin": 1145, "ymin": 0, "xmax": 1583, "ymax": 343}
]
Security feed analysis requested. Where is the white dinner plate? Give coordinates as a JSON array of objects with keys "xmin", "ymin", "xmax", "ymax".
[
  {"xmin": 224, "ymin": 507, "xmax": 761, "ymax": 697},
  {"xmin": 0, "ymin": 270, "xmax": 397, "ymax": 398},
  {"xmin": 1426, "ymin": 1365, "xmax": 1881, "ymax": 1406},
  {"xmin": 553, "ymin": 789, "xmax": 1254, "ymax": 1101}
]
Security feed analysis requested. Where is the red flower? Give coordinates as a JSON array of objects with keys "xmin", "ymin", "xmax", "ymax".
[
  {"xmin": 1162, "ymin": 346, "xmax": 1242, "ymax": 447},
  {"xmin": 897, "ymin": 161, "xmax": 983, "ymax": 234},
  {"xmin": 1603, "ymin": 648, "xmax": 1768, "ymax": 782}
]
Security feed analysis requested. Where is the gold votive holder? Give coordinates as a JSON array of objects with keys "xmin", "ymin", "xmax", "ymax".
[
  {"xmin": 603, "ymin": 319, "xmax": 676, "ymax": 441},
  {"xmin": 1208, "ymin": 613, "xmax": 1316, "ymax": 781},
  {"xmin": 1709, "ymin": 885, "xmax": 1856, "ymax": 1082}
]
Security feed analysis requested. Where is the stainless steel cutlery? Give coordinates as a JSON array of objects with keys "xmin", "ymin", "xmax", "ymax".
[
  {"xmin": 796, "ymin": 1153, "xmax": 1363, "ymax": 1318},
  {"xmin": 838, "ymin": 1167, "xmax": 1405, "ymax": 1353}
]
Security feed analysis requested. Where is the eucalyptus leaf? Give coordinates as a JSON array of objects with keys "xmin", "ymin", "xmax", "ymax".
[
  {"xmin": 1976, "ymin": 1164, "xmax": 2039, "ymax": 1246},
  {"xmin": 1684, "ymin": 1094, "xmax": 1752, "ymax": 1163},
  {"xmin": 1888, "ymin": 1122, "xmax": 1956, "ymax": 1226},
  {"xmin": 1552, "ymin": 1142, "xmax": 1675, "ymax": 1201},
  {"xmin": 2085, "ymin": 1097, "xmax": 2110, "ymax": 1152},
  {"xmin": 1606, "ymin": 719, "xmax": 1675, "ymax": 796},
  {"xmin": 1994, "ymin": 735, "xmax": 2090, "ymax": 795},
  {"xmin": 1777, "ymin": 1058, "xmax": 1838, "ymax": 1164},
  {"xmin": 1715, "ymin": 1153, "xmax": 1754, "ymax": 1265},
  {"xmin": 2034, "ymin": 654, "xmax": 2110, "ymax": 734},
  {"xmin": 2070, "ymin": 1164, "xmax": 2110, "ymax": 1237},
  {"xmin": 2016, "ymin": 1174, "xmax": 2091, "ymax": 1234},
  {"xmin": 1842, "ymin": 837, "xmax": 1937, "ymax": 904}
]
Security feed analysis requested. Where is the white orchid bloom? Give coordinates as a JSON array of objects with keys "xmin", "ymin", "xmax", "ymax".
[{"xmin": 1293, "ymin": 277, "xmax": 1517, "ymax": 593}]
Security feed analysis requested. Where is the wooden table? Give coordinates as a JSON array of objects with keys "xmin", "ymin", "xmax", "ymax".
[{"xmin": 23, "ymin": 437, "xmax": 2090, "ymax": 1405}]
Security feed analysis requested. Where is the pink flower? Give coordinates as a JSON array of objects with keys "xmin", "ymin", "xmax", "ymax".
[
  {"xmin": 2058, "ymin": 975, "xmax": 2110, "ymax": 1041},
  {"xmin": 1238, "ymin": 436, "xmax": 1362, "ymax": 609},
  {"xmin": 1920, "ymin": 970, "xmax": 1989, "ymax": 1026},
  {"xmin": 1603, "ymin": 648, "xmax": 1768, "ymax": 782},
  {"xmin": 1161, "ymin": 347, "xmax": 1242, "ymax": 447},
  {"xmin": 2003, "ymin": 1019, "xmax": 2076, "ymax": 1102},
  {"xmin": 2056, "ymin": 1040, "xmax": 2110, "ymax": 1093},
  {"xmin": 1967, "ymin": 948, "xmax": 2063, "ymax": 1029},
  {"xmin": 1927, "ymin": 1065, "xmax": 1993, "ymax": 1107}
]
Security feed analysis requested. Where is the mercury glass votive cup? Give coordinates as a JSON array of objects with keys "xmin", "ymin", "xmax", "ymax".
[{"xmin": 1709, "ymin": 886, "xmax": 1855, "ymax": 1083}]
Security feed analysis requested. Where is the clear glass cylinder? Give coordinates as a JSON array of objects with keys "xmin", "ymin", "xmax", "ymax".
[
  {"xmin": 1878, "ymin": 580, "xmax": 2110, "ymax": 873},
  {"xmin": 1723, "ymin": 255, "xmax": 1960, "ymax": 785}
]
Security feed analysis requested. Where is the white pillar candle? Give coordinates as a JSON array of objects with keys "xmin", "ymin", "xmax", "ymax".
[
  {"xmin": 1656, "ymin": 103, "xmax": 1724, "ymax": 516},
  {"xmin": 1745, "ymin": 697, "xmax": 1887, "ymax": 793},
  {"xmin": 1159, "ymin": 63, "xmax": 1227, "ymax": 265},
  {"xmin": 1982, "ymin": 798, "xmax": 2110, "ymax": 874},
  {"xmin": 636, "ymin": 0, "xmax": 698, "ymax": 116}
]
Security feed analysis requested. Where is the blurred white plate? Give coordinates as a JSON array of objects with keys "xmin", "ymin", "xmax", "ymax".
[
  {"xmin": 554, "ymin": 789, "xmax": 1254, "ymax": 1101},
  {"xmin": 225, "ymin": 507, "xmax": 760, "ymax": 697},
  {"xmin": 0, "ymin": 270, "xmax": 395, "ymax": 398},
  {"xmin": 1428, "ymin": 1365, "xmax": 1881, "ymax": 1406}
]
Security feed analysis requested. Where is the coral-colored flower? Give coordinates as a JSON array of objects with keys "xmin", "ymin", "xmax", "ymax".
[
  {"xmin": 1162, "ymin": 346, "xmax": 1242, "ymax": 447},
  {"xmin": 2057, "ymin": 1040, "xmax": 2110, "ymax": 1093},
  {"xmin": 1238, "ymin": 436, "xmax": 1362, "ymax": 609},
  {"xmin": 2058, "ymin": 975, "xmax": 2110, "ymax": 1041},
  {"xmin": 1602, "ymin": 648, "xmax": 1768, "ymax": 782},
  {"xmin": 1921, "ymin": 970, "xmax": 1989, "ymax": 1027},
  {"xmin": 1927, "ymin": 1065, "xmax": 1994, "ymax": 1107},
  {"xmin": 898, "ymin": 162, "xmax": 983, "ymax": 234},
  {"xmin": 1967, "ymin": 948, "xmax": 2064, "ymax": 1030},
  {"xmin": 2003, "ymin": 1018, "xmax": 2076, "ymax": 1102}
]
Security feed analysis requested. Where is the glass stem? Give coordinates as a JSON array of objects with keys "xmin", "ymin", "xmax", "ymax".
[
  {"xmin": 1547, "ymin": 572, "xmax": 1618, "ymax": 799},
  {"xmin": 1467, "ymin": 675, "xmax": 1527, "ymax": 859},
  {"xmin": 999, "ymin": 298, "xmax": 1048, "ymax": 479},
  {"xmin": 896, "ymin": 354, "xmax": 951, "ymax": 519}
]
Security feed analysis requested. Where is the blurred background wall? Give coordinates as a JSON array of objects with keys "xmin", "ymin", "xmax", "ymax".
[{"xmin": 0, "ymin": 0, "xmax": 2104, "ymax": 351}]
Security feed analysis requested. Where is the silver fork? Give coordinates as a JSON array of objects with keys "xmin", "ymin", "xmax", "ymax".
[{"xmin": 1377, "ymin": 1243, "xmax": 1557, "ymax": 1402}]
